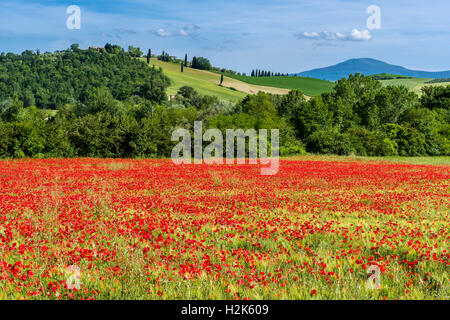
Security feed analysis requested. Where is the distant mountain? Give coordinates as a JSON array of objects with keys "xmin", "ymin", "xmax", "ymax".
[{"xmin": 296, "ymin": 58, "xmax": 450, "ymax": 81}]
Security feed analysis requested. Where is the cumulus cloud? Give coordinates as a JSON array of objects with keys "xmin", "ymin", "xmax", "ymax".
[
  {"xmin": 151, "ymin": 28, "xmax": 173, "ymax": 37},
  {"xmin": 150, "ymin": 25, "xmax": 200, "ymax": 38},
  {"xmin": 295, "ymin": 29, "xmax": 372, "ymax": 42},
  {"xmin": 349, "ymin": 29, "xmax": 371, "ymax": 41}
]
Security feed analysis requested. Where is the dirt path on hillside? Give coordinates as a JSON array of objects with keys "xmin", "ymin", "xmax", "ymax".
[{"xmin": 221, "ymin": 77, "xmax": 291, "ymax": 96}]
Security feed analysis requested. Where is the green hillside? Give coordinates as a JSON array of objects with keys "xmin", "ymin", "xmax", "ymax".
[
  {"xmin": 145, "ymin": 58, "xmax": 247, "ymax": 101},
  {"xmin": 379, "ymin": 77, "xmax": 430, "ymax": 91},
  {"xmin": 218, "ymin": 73, "xmax": 335, "ymax": 96},
  {"xmin": 377, "ymin": 77, "xmax": 450, "ymax": 95},
  {"xmin": 145, "ymin": 58, "xmax": 450, "ymax": 99}
]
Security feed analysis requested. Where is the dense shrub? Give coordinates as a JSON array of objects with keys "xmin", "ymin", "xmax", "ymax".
[
  {"xmin": 383, "ymin": 124, "xmax": 427, "ymax": 156},
  {"xmin": 346, "ymin": 127, "xmax": 397, "ymax": 156},
  {"xmin": 305, "ymin": 129, "xmax": 355, "ymax": 155}
]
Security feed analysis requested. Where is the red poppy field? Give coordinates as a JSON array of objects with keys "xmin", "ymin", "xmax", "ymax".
[{"xmin": 0, "ymin": 158, "xmax": 448, "ymax": 300}]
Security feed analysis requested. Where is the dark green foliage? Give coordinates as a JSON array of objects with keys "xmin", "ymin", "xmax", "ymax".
[
  {"xmin": 127, "ymin": 46, "xmax": 143, "ymax": 57},
  {"xmin": 176, "ymin": 86, "xmax": 219, "ymax": 110},
  {"xmin": 346, "ymin": 127, "xmax": 397, "ymax": 156},
  {"xmin": 147, "ymin": 49, "xmax": 151, "ymax": 64},
  {"xmin": 191, "ymin": 56, "xmax": 212, "ymax": 71},
  {"xmin": 305, "ymin": 129, "xmax": 354, "ymax": 155},
  {"xmin": 420, "ymin": 86, "xmax": 450, "ymax": 110},
  {"xmin": 240, "ymin": 92, "xmax": 277, "ymax": 122},
  {"xmin": 426, "ymin": 78, "xmax": 450, "ymax": 84},
  {"xmin": 282, "ymin": 74, "xmax": 448, "ymax": 156},
  {"xmin": 382, "ymin": 123, "xmax": 427, "ymax": 156},
  {"xmin": 0, "ymin": 46, "xmax": 170, "ymax": 109},
  {"xmin": 104, "ymin": 43, "xmax": 122, "ymax": 54},
  {"xmin": 0, "ymin": 47, "xmax": 448, "ymax": 160},
  {"xmin": 158, "ymin": 51, "xmax": 172, "ymax": 62}
]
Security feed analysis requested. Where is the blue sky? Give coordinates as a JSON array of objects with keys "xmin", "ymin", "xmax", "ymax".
[{"xmin": 1, "ymin": 0, "xmax": 449, "ymax": 74}]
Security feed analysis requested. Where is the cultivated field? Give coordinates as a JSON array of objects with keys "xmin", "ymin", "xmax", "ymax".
[
  {"xmin": 379, "ymin": 78, "xmax": 450, "ymax": 95},
  {"xmin": 0, "ymin": 157, "xmax": 448, "ymax": 300},
  {"xmin": 380, "ymin": 78, "xmax": 430, "ymax": 92},
  {"xmin": 218, "ymin": 74, "xmax": 334, "ymax": 97}
]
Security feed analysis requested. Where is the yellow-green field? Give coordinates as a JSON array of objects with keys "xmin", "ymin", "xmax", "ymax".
[
  {"xmin": 145, "ymin": 58, "xmax": 290, "ymax": 101},
  {"xmin": 380, "ymin": 78, "xmax": 450, "ymax": 95}
]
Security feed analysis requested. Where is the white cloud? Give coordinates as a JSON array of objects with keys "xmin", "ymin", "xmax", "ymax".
[
  {"xmin": 151, "ymin": 28, "xmax": 173, "ymax": 37},
  {"xmin": 295, "ymin": 29, "xmax": 372, "ymax": 42},
  {"xmin": 150, "ymin": 25, "xmax": 200, "ymax": 38},
  {"xmin": 349, "ymin": 29, "xmax": 371, "ymax": 41}
]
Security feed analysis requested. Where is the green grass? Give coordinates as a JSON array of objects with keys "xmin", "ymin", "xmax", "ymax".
[
  {"xmin": 286, "ymin": 155, "xmax": 450, "ymax": 166},
  {"xmin": 145, "ymin": 58, "xmax": 247, "ymax": 102},
  {"xmin": 379, "ymin": 77, "xmax": 450, "ymax": 95},
  {"xmin": 217, "ymin": 73, "xmax": 335, "ymax": 96},
  {"xmin": 380, "ymin": 78, "xmax": 430, "ymax": 91}
]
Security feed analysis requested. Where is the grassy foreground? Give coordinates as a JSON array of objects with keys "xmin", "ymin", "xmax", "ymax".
[
  {"xmin": 0, "ymin": 157, "xmax": 448, "ymax": 300},
  {"xmin": 285, "ymin": 155, "xmax": 450, "ymax": 166}
]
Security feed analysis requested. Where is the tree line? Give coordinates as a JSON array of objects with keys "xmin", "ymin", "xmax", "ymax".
[
  {"xmin": 251, "ymin": 70, "xmax": 289, "ymax": 77},
  {"xmin": 0, "ymin": 46, "xmax": 448, "ymax": 159}
]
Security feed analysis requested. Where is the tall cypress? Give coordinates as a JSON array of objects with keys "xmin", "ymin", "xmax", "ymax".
[
  {"xmin": 220, "ymin": 74, "xmax": 224, "ymax": 85},
  {"xmin": 181, "ymin": 62, "xmax": 184, "ymax": 73},
  {"xmin": 147, "ymin": 49, "xmax": 151, "ymax": 64},
  {"xmin": 184, "ymin": 54, "xmax": 188, "ymax": 67}
]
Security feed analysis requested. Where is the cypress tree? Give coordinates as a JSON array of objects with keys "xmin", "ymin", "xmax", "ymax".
[
  {"xmin": 220, "ymin": 74, "xmax": 224, "ymax": 85},
  {"xmin": 147, "ymin": 49, "xmax": 151, "ymax": 64},
  {"xmin": 184, "ymin": 54, "xmax": 188, "ymax": 67},
  {"xmin": 181, "ymin": 62, "xmax": 184, "ymax": 73}
]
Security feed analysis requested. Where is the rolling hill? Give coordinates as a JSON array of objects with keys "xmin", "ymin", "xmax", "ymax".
[
  {"xmin": 373, "ymin": 75, "xmax": 450, "ymax": 94},
  {"xmin": 145, "ymin": 58, "xmax": 290, "ymax": 101},
  {"xmin": 297, "ymin": 58, "xmax": 450, "ymax": 81},
  {"xmin": 145, "ymin": 57, "xmax": 450, "ymax": 100},
  {"xmin": 216, "ymin": 73, "xmax": 334, "ymax": 96}
]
